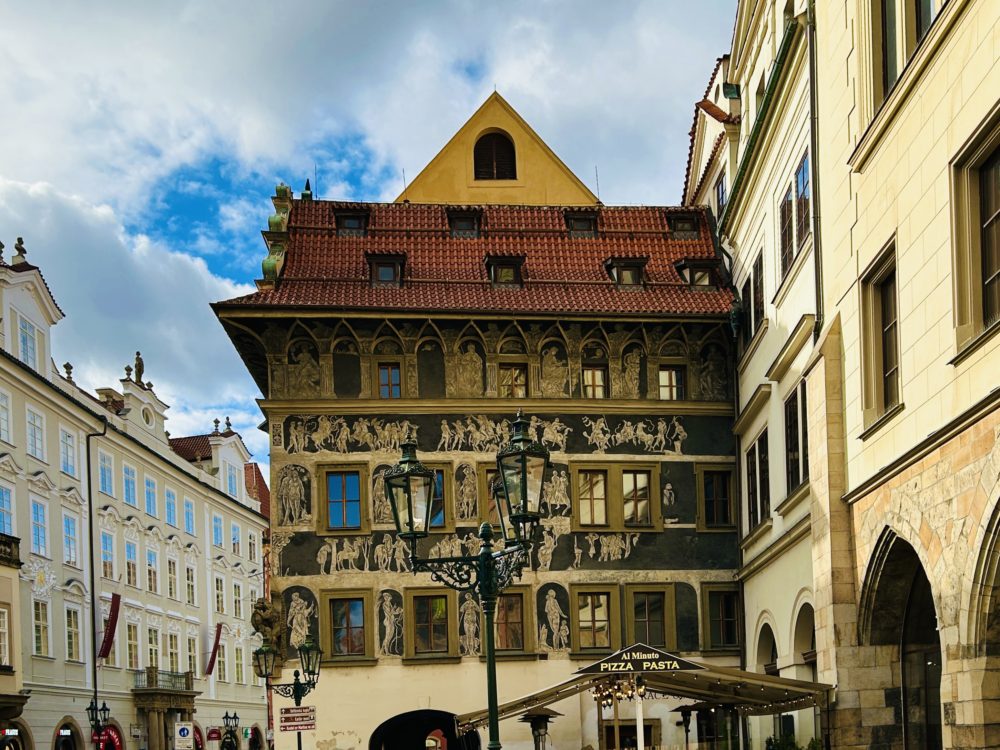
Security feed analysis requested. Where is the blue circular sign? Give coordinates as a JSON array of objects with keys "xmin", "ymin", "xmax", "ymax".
[{"xmin": 179, "ymin": 728, "xmax": 190, "ymax": 738}]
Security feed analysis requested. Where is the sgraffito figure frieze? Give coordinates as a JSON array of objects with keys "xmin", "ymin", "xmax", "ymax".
[
  {"xmin": 377, "ymin": 589, "xmax": 404, "ymax": 656},
  {"xmin": 276, "ymin": 464, "xmax": 311, "ymax": 526},
  {"xmin": 536, "ymin": 584, "xmax": 570, "ymax": 652}
]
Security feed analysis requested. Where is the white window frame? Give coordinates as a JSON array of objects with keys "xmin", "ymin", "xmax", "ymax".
[
  {"xmin": 32, "ymin": 599, "xmax": 50, "ymax": 656},
  {"xmin": 217, "ymin": 641, "xmax": 228, "ymax": 682},
  {"xmin": 0, "ymin": 388, "xmax": 11, "ymax": 444},
  {"xmin": 123, "ymin": 464, "xmax": 138, "ymax": 507},
  {"xmin": 183, "ymin": 498, "xmax": 196, "ymax": 535},
  {"xmin": 62, "ymin": 511, "xmax": 80, "ymax": 568},
  {"xmin": 165, "ymin": 489, "xmax": 178, "ymax": 528},
  {"xmin": 25, "ymin": 407, "xmax": 45, "ymax": 461},
  {"xmin": 101, "ymin": 614, "xmax": 118, "ymax": 667},
  {"xmin": 144, "ymin": 476, "xmax": 158, "ymax": 517},
  {"xmin": 231, "ymin": 521, "xmax": 241, "ymax": 556},
  {"xmin": 146, "ymin": 549, "xmax": 159, "ymax": 594},
  {"xmin": 248, "ymin": 530, "xmax": 258, "ymax": 562},
  {"xmin": 187, "ymin": 635, "xmax": 199, "ymax": 677},
  {"xmin": 147, "ymin": 626, "xmax": 160, "ymax": 670},
  {"xmin": 17, "ymin": 314, "xmax": 38, "ymax": 370},
  {"xmin": 59, "ymin": 427, "xmax": 76, "ymax": 477},
  {"xmin": 30, "ymin": 496, "xmax": 48, "ymax": 557},
  {"xmin": 100, "ymin": 531, "xmax": 115, "ymax": 579},
  {"xmin": 167, "ymin": 558, "xmax": 178, "ymax": 600},
  {"xmin": 0, "ymin": 482, "xmax": 14, "ymax": 537},
  {"xmin": 125, "ymin": 541, "xmax": 138, "ymax": 587},
  {"xmin": 214, "ymin": 575, "xmax": 226, "ymax": 614},
  {"xmin": 212, "ymin": 514, "xmax": 223, "ymax": 548},
  {"xmin": 234, "ymin": 644, "xmax": 245, "ymax": 684},
  {"xmin": 98, "ymin": 450, "xmax": 114, "ymax": 496},
  {"xmin": 225, "ymin": 461, "xmax": 239, "ymax": 499},
  {"xmin": 126, "ymin": 622, "xmax": 140, "ymax": 669},
  {"xmin": 233, "ymin": 581, "xmax": 243, "ymax": 619},
  {"xmin": 185, "ymin": 565, "xmax": 197, "ymax": 606},
  {"xmin": 65, "ymin": 604, "xmax": 82, "ymax": 661},
  {"xmin": 0, "ymin": 607, "xmax": 11, "ymax": 667},
  {"xmin": 166, "ymin": 631, "xmax": 180, "ymax": 672}
]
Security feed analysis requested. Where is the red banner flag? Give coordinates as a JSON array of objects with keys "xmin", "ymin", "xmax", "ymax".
[
  {"xmin": 97, "ymin": 593, "xmax": 121, "ymax": 659},
  {"xmin": 205, "ymin": 623, "xmax": 223, "ymax": 675}
]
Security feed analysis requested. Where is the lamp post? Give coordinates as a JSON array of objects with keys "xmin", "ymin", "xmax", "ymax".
[
  {"xmin": 384, "ymin": 411, "xmax": 550, "ymax": 750},
  {"xmin": 221, "ymin": 712, "xmax": 240, "ymax": 750},
  {"xmin": 86, "ymin": 700, "xmax": 111, "ymax": 750},
  {"xmin": 252, "ymin": 638, "xmax": 322, "ymax": 750}
]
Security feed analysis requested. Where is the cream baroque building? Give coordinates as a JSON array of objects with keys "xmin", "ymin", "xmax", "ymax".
[
  {"xmin": 0, "ymin": 241, "xmax": 270, "ymax": 750},
  {"xmin": 689, "ymin": 0, "xmax": 1000, "ymax": 747},
  {"xmin": 684, "ymin": 0, "xmax": 820, "ymax": 745}
]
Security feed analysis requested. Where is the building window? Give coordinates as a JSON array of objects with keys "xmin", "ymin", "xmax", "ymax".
[
  {"xmin": 570, "ymin": 585, "xmax": 621, "ymax": 652},
  {"xmin": 59, "ymin": 429, "xmax": 76, "ymax": 475},
  {"xmin": 449, "ymin": 213, "xmax": 480, "ymax": 238},
  {"xmin": 165, "ymin": 490, "xmax": 178, "ymax": 527},
  {"xmin": 0, "ymin": 485, "xmax": 12, "ymax": 536},
  {"xmin": 0, "ymin": 608, "xmax": 8, "ymax": 667},
  {"xmin": 167, "ymin": 559, "xmax": 178, "ymax": 599},
  {"xmin": 785, "ymin": 382, "xmax": 810, "ymax": 493},
  {"xmin": 123, "ymin": 465, "xmax": 137, "ymax": 507},
  {"xmin": 248, "ymin": 532, "xmax": 258, "ymax": 562},
  {"xmin": 715, "ymin": 174, "xmax": 727, "ymax": 215},
  {"xmin": 795, "ymin": 153, "xmax": 811, "ymax": 248},
  {"xmin": 368, "ymin": 254, "xmax": 405, "ymax": 287},
  {"xmin": 100, "ymin": 532, "xmax": 114, "ymax": 579},
  {"xmin": 879, "ymin": 270, "xmax": 900, "ymax": 410},
  {"xmin": 187, "ymin": 636, "xmax": 198, "ymax": 676},
  {"xmin": 63, "ymin": 513, "xmax": 79, "ymax": 567},
  {"xmin": 146, "ymin": 550, "xmax": 159, "ymax": 593},
  {"xmin": 874, "ymin": 0, "xmax": 942, "ymax": 103},
  {"xmin": 667, "ymin": 214, "xmax": 700, "ymax": 239},
  {"xmin": 745, "ymin": 430, "xmax": 770, "ymax": 529},
  {"xmin": 983, "ymin": 147, "xmax": 1000, "ymax": 328},
  {"xmin": 622, "ymin": 470, "xmax": 651, "ymax": 526},
  {"xmin": 374, "ymin": 262, "xmax": 399, "ymax": 284},
  {"xmin": 234, "ymin": 582, "xmax": 243, "ymax": 619},
  {"xmin": 861, "ymin": 247, "xmax": 901, "ymax": 426},
  {"xmin": 705, "ymin": 587, "xmax": 740, "ymax": 649},
  {"xmin": 779, "ymin": 187, "xmax": 794, "ymax": 276},
  {"xmin": 606, "ymin": 260, "xmax": 646, "ymax": 287},
  {"xmin": 26, "ymin": 409, "xmax": 44, "ymax": 460},
  {"xmin": 125, "ymin": 542, "xmax": 138, "ymax": 587},
  {"xmin": 217, "ymin": 642, "xmax": 228, "ymax": 681},
  {"xmin": 144, "ymin": 477, "xmax": 157, "ymax": 517},
  {"xmin": 567, "ymin": 214, "xmax": 598, "ymax": 238},
  {"xmin": 625, "ymin": 584, "xmax": 676, "ymax": 649},
  {"xmin": 658, "ymin": 366, "xmax": 686, "ymax": 400},
  {"xmin": 577, "ymin": 470, "xmax": 608, "ymax": 527},
  {"xmin": 378, "ymin": 363, "xmax": 402, "ymax": 399},
  {"xmin": 474, "ymin": 132, "xmax": 516, "ymax": 180},
  {"xmin": 215, "ymin": 576, "xmax": 226, "ymax": 614},
  {"xmin": 18, "ymin": 316, "xmax": 38, "ymax": 370},
  {"xmin": 30, "ymin": 498, "xmax": 47, "ymax": 556},
  {"xmin": 127, "ymin": 623, "xmax": 139, "ymax": 669},
  {"xmin": 226, "ymin": 462, "xmax": 239, "ymax": 499},
  {"xmin": 33, "ymin": 600, "xmax": 49, "ymax": 656},
  {"xmin": 212, "ymin": 514, "xmax": 223, "ymax": 547},
  {"xmin": 881, "ymin": 0, "xmax": 899, "ymax": 96},
  {"xmin": 498, "ymin": 364, "xmax": 528, "ymax": 398},
  {"xmin": 486, "ymin": 257, "xmax": 523, "ymax": 286},
  {"xmin": 582, "ymin": 366, "xmax": 607, "ymax": 399},
  {"xmin": 413, "ymin": 595, "xmax": 449, "ymax": 655},
  {"xmin": 231, "ymin": 522, "xmax": 241, "ymax": 556},
  {"xmin": 336, "ymin": 212, "xmax": 368, "ymax": 237},
  {"xmin": 184, "ymin": 498, "xmax": 195, "ymax": 535},
  {"xmin": 752, "ymin": 253, "xmax": 765, "ymax": 331},
  {"xmin": 234, "ymin": 644, "xmax": 245, "ymax": 683},
  {"xmin": 326, "ymin": 470, "xmax": 362, "ymax": 530},
  {"xmin": 167, "ymin": 633, "xmax": 180, "ymax": 673},
  {"xmin": 496, "ymin": 593, "xmax": 525, "ymax": 651},
  {"xmin": 100, "ymin": 616, "xmax": 115, "ymax": 667},
  {"xmin": 147, "ymin": 627, "xmax": 160, "ymax": 669},
  {"xmin": 186, "ymin": 566, "xmax": 197, "ymax": 606},
  {"xmin": 66, "ymin": 607, "xmax": 81, "ymax": 661},
  {"xmin": 99, "ymin": 452, "xmax": 114, "ymax": 495},
  {"xmin": 331, "ymin": 597, "xmax": 366, "ymax": 656},
  {"xmin": 0, "ymin": 391, "xmax": 10, "ymax": 443},
  {"xmin": 699, "ymin": 469, "xmax": 734, "ymax": 529}
]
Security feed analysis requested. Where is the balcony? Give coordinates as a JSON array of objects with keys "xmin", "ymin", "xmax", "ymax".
[
  {"xmin": 130, "ymin": 669, "xmax": 199, "ymax": 712},
  {"xmin": 0, "ymin": 534, "xmax": 21, "ymax": 569}
]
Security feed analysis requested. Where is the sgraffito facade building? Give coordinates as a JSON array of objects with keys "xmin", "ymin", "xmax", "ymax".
[
  {"xmin": 215, "ymin": 94, "xmax": 745, "ymax": 749},
  {"xmin": 0, "ymin": 241, "xmax": 269, "ymax": 750}
]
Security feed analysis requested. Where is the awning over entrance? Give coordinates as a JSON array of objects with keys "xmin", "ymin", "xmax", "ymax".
[{"xmin": 455, "ymin": 644, "xmax": 833, "ymax": 730}]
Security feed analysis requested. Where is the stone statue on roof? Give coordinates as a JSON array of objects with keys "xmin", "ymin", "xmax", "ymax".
[{"xmin": 134, "ymin": 351, "xmax": 144, "ymax": 385}]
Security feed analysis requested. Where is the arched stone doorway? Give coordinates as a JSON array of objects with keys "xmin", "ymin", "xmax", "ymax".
[
  {"xmin": 368, "ymin": 710, "xmax": 479, "ymax": 750},
  {"xmin": 791, "ymin": 603, "xmax": 817, "ymax": 742},
  {"xmin": 0, "ymin": 720, "xmax": 32, "ymax": 750},
  {"xmin": 755, "ymin": 623, "xmax": 778, "ymax": 675},
  {"xmin": 862, "ymin": 533, "xmax": 942, "ymax": 750},
  {"xmin": 53, "ymin": 721, "xmax": 84, "ymax": 750}
]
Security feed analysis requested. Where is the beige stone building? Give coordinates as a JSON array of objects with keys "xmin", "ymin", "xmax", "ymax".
[
  {"xmin": 0, "ymin": 242, "xmax": 270, "ymax": 750},
  {"xmin": 688, "ymin": 0, "xmax": 1000, "ymax": 747}
]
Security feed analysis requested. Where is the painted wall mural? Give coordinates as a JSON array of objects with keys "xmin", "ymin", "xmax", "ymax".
[
  {"xmin": 282, "ymin": 586, "xmax": 319, "ymax": 659},
  {"xmin": 536, "ymin": 584, "xmax": 570, "ymax": 652},
  {"xmin": 276, "ymin": 465, "xmax": 311, "ymax": 526},
  {"xmin": 459, "ymin": 593, "xmax": 482, "ymax": 656},
  {"xmin": 377, "ymin": 589, "xmax": 404, "ymax": 656}
]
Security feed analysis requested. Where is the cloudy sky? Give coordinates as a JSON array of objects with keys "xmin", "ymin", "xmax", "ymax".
[{"xmin": 0, "ymin": 1, "xmax": 735, "ymax": 475}]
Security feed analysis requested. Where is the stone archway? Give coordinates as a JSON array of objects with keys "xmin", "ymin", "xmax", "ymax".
[
  {"xmin": 368, "ymin": 710, "xmax": 479, "ymax": 750},
  {"xmin": 859, "ymin": 532, "xmax": 942, "ymax": 750}
]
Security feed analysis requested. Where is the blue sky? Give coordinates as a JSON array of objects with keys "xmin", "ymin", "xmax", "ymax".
[{"xmin": 0, "ymin": 0, "xmax": 736, "ymax": 475}]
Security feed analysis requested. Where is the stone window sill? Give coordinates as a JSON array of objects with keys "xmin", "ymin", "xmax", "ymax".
[
  {"xmin": 950, "ymin": 319, "xmax": 1000, "ymax": 367},
  {"xmin": 859, "ymin": 402, "xmax": 905, "ymax": 442}
]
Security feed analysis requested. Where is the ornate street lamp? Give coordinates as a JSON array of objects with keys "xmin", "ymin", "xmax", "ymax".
[
  {"xmin": 252, "ymin": 638, "xmax": 323, "ymax": 750},
  {"xmin": 385, "ymin": 411, "xmax": 551, "ymax": 750},
  {"xmin": 87, "ymin": 700, "xmax": 111, "ymax": 749},
  {"xmin": 221, "ymin": 711, "xmax": 240, "ymax": 750}
]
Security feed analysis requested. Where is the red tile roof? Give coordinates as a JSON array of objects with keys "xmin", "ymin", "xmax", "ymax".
[
  {"xmin": 245, "ymin": 463, "xmax": 270, "ymax": 520},
  {"xmin": 169, "ymin": 434, "xmax": 213, "ymax": 462},
  {"xmin": 217, "ymin": 201, "xmax": 733, "ymax": 316}
]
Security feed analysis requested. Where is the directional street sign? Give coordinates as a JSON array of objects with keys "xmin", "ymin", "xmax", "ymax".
[{"xmin": 280, "ymin": 706, "xmax": 316, "ymax": 731}]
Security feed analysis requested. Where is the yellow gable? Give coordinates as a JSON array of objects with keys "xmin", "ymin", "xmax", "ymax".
[{"xmin": 396, "ymin": 92, "xmax": 599, "ymax": 206}]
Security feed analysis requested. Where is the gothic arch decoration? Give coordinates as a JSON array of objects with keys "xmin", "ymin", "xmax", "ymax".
[
  {"xmin": 616, "ymin": 342, "xmax": 645, "ymax": 399},
  {"xmin": 538, "ymin": 338, "xmax": 571, "ymax": 398},
  {"xmin": 755, "ymin": 622, "xmax": 779, "ymax": 673},
  {"xmin": 416, "ymin": 335, "xmax": 446, "ymax": 399},
  {"xmin": 448, "ymin": 337, "xmax": 485, "ymax": 398},
  {"xmin": 286, "ymin": 336, "xmax": 322, "ymax": 398},
  {"xmin": 332, "ymin": 328, "xmax": 362, "ymax": 399},
  {"xmin": 792, "ymin": 602, "xmax": 816, "ymax": 666}
]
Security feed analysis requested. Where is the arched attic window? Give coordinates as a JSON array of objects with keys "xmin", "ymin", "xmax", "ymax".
[{"xmin": 474, "ymin": 132, "xmax": 516, "ymax": 180}]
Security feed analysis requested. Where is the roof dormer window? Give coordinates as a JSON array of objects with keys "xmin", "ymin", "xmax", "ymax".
[
  {"xmin": 486, "ymin": 256, "xmax": 524, "ymax": 288},
  {"xmin": 675, "ymin": 259, "xmax": 717, "ymax": 289},
  {"xmin": 449, "ymin": 211, "xmax": 481, "ymax": 239},
  {"xmin": 336, "ymin": 212, "xmax": 369, "ymax": 237},
  {"xmin": 605, "ymin": 257, "xmax": 648, "ymax": 288},
  {"xmin": 367, "ymin": 253, "xmax": 405, "ymax": 288},
  {"xmin": 667, "ymin": 213, "xmax": 700, "ymax": 240},
  {"xmin": 566, "ymin": 213, "xmax": 598, "ymax": 238}
]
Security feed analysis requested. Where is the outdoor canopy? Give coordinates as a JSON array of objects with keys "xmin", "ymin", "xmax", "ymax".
[{"xmin": 455, "ymin": 643, "xmax": 833, "ymax": 731}]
